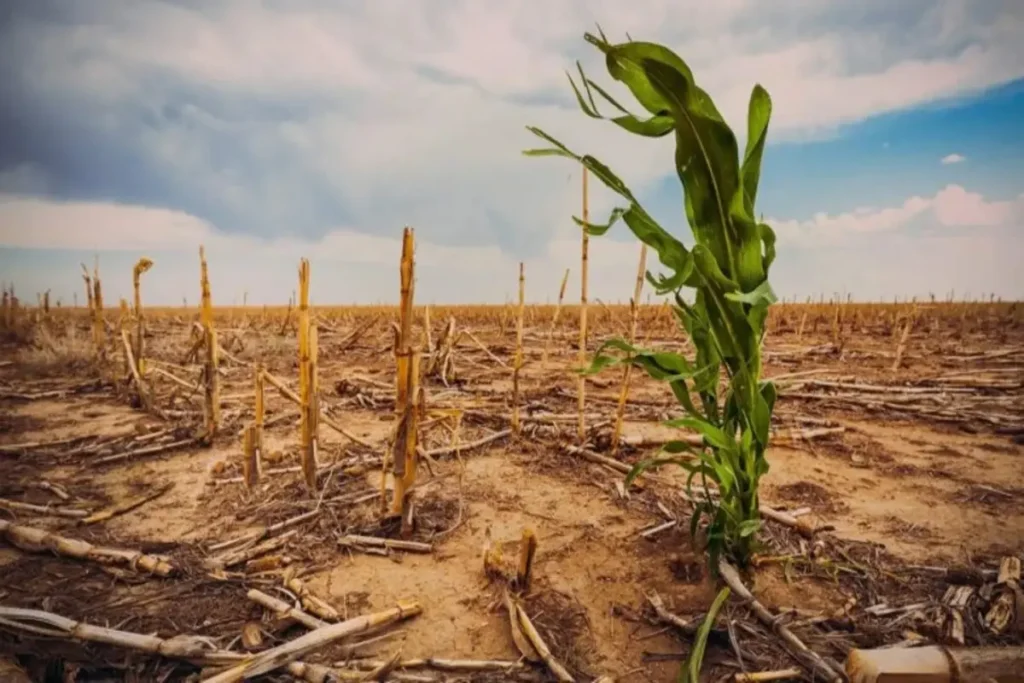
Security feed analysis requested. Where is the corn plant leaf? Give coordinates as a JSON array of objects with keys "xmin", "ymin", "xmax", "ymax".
[
  {"xmin": 680, "ymin": 587, "xmax": 731, "ymax": 683},
  {"xmin": 636, "ymin": 56, "xmax": 743, "ymax": 282},
  {"xmin": 524, "ymin": 29, "xmax": 779, "ymax": 570},
  {"xmin": 625, "ymin": 456, "xmax": 695, "ymax": 487},
  {"xmin": 663, "ymin": 417, "xmax": 731, "ymax": 451},
  {"xmin": 741, "ymin": 85, "xmax": 772, "ymax": 214},
  {"xmin": 573, "ymin": 207, "xmax": 627, "ymax": 236},
  {"xmin": 724, "ymin": 280, "xmax": 777, "ymax": 307},
  {"xmin": 583, "ymin": 34, "xmax": 696, "ymax": 117},
  {"xmin": 738, "ymin": 519, "xmax": 760, "ymax": 538},
  {"xmin": 568, "ymin": 68, "xmax": 600, "ymax": 118}
]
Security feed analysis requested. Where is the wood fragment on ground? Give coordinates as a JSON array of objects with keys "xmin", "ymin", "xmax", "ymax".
[
  {"xmin": 0, "ymin": 519, "xmax": 175, "ymax": 577},
  {"xmin": 0, "ymin": 497, "xmax": 90, "ymax": 519},
  {"xmin": 845, "ymin": 645, "xmax": 1024, "ymax": 683},
  {"xmin": 80, "ymin": 482, "xmax": 173, "ymax": 525},
  {"xmin": 718, "ymin": 559, "xmax": 846, "ymax": 683},
  {"xmin": 201, "ymin": 599, "xmax": 422, "ymax": 682}
]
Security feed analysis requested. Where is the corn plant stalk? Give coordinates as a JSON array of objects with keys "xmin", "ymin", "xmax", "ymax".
[
  {"xmin": 81, "ymin": 264, "xmax": 94, "ymax": 314},
  {"xmin": 199, "ymin": 246, "xmax": 219, "ymax": 442},
  {"xmin": 0, "ymin": 519, "xmax": 174, "ymax": 576},
  {"xmin": 91, "ymin": 263, "xmax": 106, "ymax": 365},
  {"xmin": 132, "ymin": 257, "xmax": 153, "ymax": 379},
  {"xmin": 577, "ymin": 167, "xmax": 590, "ymax": 444},
  {"xmin": 542, "ymin": 268, "xmax": 571, "ymax": 364},
  {"xmin": 511, "ymin": 262, "xmax": 526, "ymax": 435},
  {"xmin": 298, "ymin": 258, "xmax": 311, "ymax": 434},
  {"xmin": 247, "ymin": 364, "xmax": 265, "ymax": 488},
  {"xmin": 301, "ymin": 325, "xmax": 320, "ymax": 491},
  {"xmin": 525, "ymin": 32, "xmax": 779, "ymax": 569},
  {"xmin": 612, "ymin": 244, "xmax": 648, "ymax": 454},
  {"xmin": 389, "ymin": 227, "xmax": 420, "ymax": 517}
]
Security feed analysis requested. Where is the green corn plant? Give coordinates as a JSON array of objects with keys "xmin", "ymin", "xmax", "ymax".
[{"xmin": 523, "ymin": 30, "xmax": 778, "ymax": 569}]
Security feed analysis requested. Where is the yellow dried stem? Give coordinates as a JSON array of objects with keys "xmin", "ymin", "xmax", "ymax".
[
  {"xmin": 92, "ymin": 271, "xmax": 105, "ymax": 364},
  {"xmin": 612, "ymin": 244, "xmax": 648, "ymax": 455},
  {"xmin": 255, "ymin": 365, "xmax": 265, "ymax": 432},
  {"xmin": 81, "ymin": 264, "xmax": 94, "ymax": 313},
  {"xmin": 423, "ymin": 305, "xmax": 433, "ymax": 354},
  {"xmin": 389, "ymin": 227, "xmax": 419, "ymax": 517},
  {"xmin": 199, "ymin": 246, "xmax": 213, "ymax": 329},
  {"xmin": 891, "ymin": 318, "xmax": 912, "ymax": 373},
  {"xmin": 542, "ymin": 269, "xmax": 570, "ymax": 364},
  {"xmin": 301, "ymin": 324, "xmax": 320, "ymax": 492},
  {"xmin": 204, "ymin": 325, "xmax": 220, "ymax": 441},
  {"xmin": 132, "ymin": 257, "xmax": 153, "ymax": 376},
  {"xmin": 578, "ymin": 167, "xmax": 590, "ymax": 444},
  {"xmin": 242, "ymin": 423, "xmax": 260, "ymax": 489},
  {"xmin": 515, "ymin": 527, "xmax": 538, "ymax": 591},
  {"xmin": 297, "ymin": 258, "xmax": 311, "ymax": 406},
  {"xmin": 198, "ymin": 247, "xmax": 219, "ymax": 441},
  {"xmin": 512, "ymin": 262, "xmax": 525, "ymax": 435}
]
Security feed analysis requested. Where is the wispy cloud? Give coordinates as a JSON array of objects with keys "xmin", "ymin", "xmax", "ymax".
[
  {"xmin": 0, "ymin": 1, "xmax": 1021, "ymax": 301},
  {"xmin": 941, "ymin": 153, "xmax": 967, "ymax": 164}
]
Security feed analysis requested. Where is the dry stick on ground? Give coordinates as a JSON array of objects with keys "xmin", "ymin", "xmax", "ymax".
[
  {"xmin": 0, "ymin": 498, "xmax": 89, "ymax": 519},
  {"xmin": 338, "ymin": 534, "xmax": 432, "ymax": 554},
  {"xmin": 207, "ymin": 510, "xmax": 319, "ymax": 554},
  {"xmin": 0, "ymin": 520, "xmax": 175, "ymax": 577},
  {"xmin": 282, "ymin": 566, "xmax": 339, "ymax": 621},
  {"xmin": 462, "ymin": 328, "xmax": 508, "ymax": 368},
  {"xmin": 611, "ymin": 243, "xmax": 648, "ymax": 456},
  {"xmin": 646, "ymin": 590, "xmax": 699, "ymax": 636},
  {"xmin": 93, "ymin": 437, "xmax": 199, "ymax": 466},
  {"xmin": 422, "ymin": 428, "xmax": 510, "ymax": 459},
  {"xmin": 0, "ymin": 606, "xmax": 239, "ymax": 665},
  {"xmin": 80, "ymin": 482, "xmax": 173, "ymax": 525},
  {"xmin": 247, "ymin": 588, "xmax": 328, "ymax": 630},
  {"xmin": 543, "ymin": 268, "xmax": 571, "ymax": 364},
  {"xmin": 205, "ymin": 529, "xmax": 298, "ymax": 570},
  {"xmin": 515, "ymin": 597, "xmax": 575, "ymax": 682},
  {"xmin": 202, "ymin": 600, "xmax": 422, "ymax": 683},
  {"xmin": 718, "ymin": 560, "xmax": 845, "ymax": 682},
  {"xmin": 261, "ymin": 370, "xmax": 374, "ymax": 449},
  {"xmin": 734, "ymin": 669, "xmax": 803, "ymax": 682},
  {"xmin": 120, "ymin": 329, "xmax": 150, "ymax": 410},
  {"xmin": 344, "ymin": 658, "xmax": 527, "ymax": 674},
  {"xmin": 511, "ymin": 262, "xmax": 526, "ymax": 435},
  {"xmin": 845, "ymin": 645, "xmax": 1024, "ymax": 683},
  {"xmin": 577, "ymin": 165, "xmax": 590, "ymax": 445}
]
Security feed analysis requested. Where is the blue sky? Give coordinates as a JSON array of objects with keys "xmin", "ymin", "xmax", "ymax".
[{"xmin": 0, "ymin": 0, "xmax": 1022, "ymax": 306}]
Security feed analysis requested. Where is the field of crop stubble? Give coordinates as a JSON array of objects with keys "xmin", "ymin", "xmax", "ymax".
[
  {"xmin": 0, "ymin": 254, "xmax": 1021, "ymax": 682},
  {"xmin": 2, "ymin": 28, "xmax": 1024, "ymax": 683}
]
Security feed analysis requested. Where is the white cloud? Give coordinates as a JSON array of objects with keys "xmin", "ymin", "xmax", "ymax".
[
  {"xmin": 770, "ymin": 185, "xmax": 1024, "ymax": 244},
  {"xmin": 2, "ymin": 184, "xmax": 1021, "ymax": 305},
  {"xmin": 2, "ymin": 0, "xmax": 1022, "ymax": 251},
  {"xmin": 941, "ymin": 153, "xmax": 967, "ymax": 165}
]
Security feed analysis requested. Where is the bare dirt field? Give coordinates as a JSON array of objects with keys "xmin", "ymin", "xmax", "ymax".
[{"xmin": 1, "ymin": 300, "xmax": 1022, "ymax": 682}]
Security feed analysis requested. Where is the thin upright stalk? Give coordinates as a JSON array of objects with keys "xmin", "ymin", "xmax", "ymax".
[
  {"xmin": 577, "ymin": 167, "xmax": 589, "ymax": 444},
  {"xmin": 612, "ymin": 244, "xmax": 647, "ymax": 454}
]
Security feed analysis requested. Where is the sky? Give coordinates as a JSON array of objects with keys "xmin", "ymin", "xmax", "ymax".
[{"xmin": 0, "ymin": 0, "xmax": 1022, "ymax": 306}]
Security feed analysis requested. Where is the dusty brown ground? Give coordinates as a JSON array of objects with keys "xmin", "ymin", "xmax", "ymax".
[{"xmin": 0, "ymin": 303, "xmax": 1022, "ymax": 682}]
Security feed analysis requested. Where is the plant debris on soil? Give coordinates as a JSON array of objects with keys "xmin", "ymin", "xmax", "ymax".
[{"xmin": 1, "ymin": 300, "xmax": 1022, "ymax": 682}]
